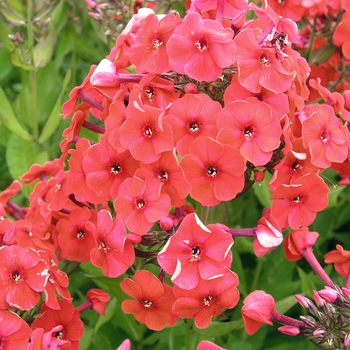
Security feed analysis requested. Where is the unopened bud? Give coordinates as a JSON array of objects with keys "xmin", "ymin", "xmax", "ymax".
[
  {"xmin": 342, "ymin": 287, "xmax": 350, "ymax": 298},
  {"xmin": 254, "ymin": 170, "xmax": 265, "ymax": 182},
  {"xmin": 344, "ymin": 332, "xmax": 350, "ymax": 346},
  {"xmin": 318, "ymin": 287, "xmax": 338, "ymax": 303},
  {"xmin": 300, "ymin": 315, "xmax": 319, "ymax": 328},
  {"xmin": 313, "ymin": 328, "xmax": 327, "ymax": 337},
  {"xmin": 184, "ymin": 83, "xmax": 198, "ymax": 94},
  {"xmin": 159, "ymin": 217, "xmax": 174, "ymax": 231},
  {"xmin": 278, "ymin": 325, "xmax": 300, "ymax": 336},
  {"xmin": 313, "ymin": 290, "xmax": 325, "ymax": 306}
]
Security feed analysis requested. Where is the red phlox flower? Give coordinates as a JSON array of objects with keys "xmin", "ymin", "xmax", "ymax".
[
  {"xmin": 0, "ymin": 245, "xmax": 48, "ymax": 311},
  {"xmin": 172, "ymin": 270, "xmax": 239, "ymax": 329},
  {"xmin": 0, "ymin": 217, "xmax": 16, "ymax": 246},
  {"xmin": 20, "ymin": 158, "xmax": 63, "ymax": 185},
  {"xmin": 31, "ymin": 299, "xmax": 84, "ymax": 350},
  {"xmin": 180, "ymin": 136, "xmax": 245, "ymax": 206},
  {"xmin": 64, "ymin": 138, "xmax": 104, "ymax": 203},
  {"xmin": 301, "ymin": 104, "xmax": 348, "ymax": 168},
  {"xmin": 28, "ymin": 326, "xmax": 68, "ymax": 350},
  {"xmin": 135, "ymin": 150, "xmax": 191, "ymax": 207},
  {"xmin": 224, "ymin": 74, "xmax": 290, "ymax": 120},
  {"xmin": 114, "ymin": 177, "xmax": 171, "ymax": 235},
  {"xmin": 268, "ymin": 139, "xmax": 321, "ymax": 192},
  {"xmin": 119, "ymin": 98, "xmax": 174, "ymax": 163},
  {"xmin": 157, "ymin": 213, "xmax": 233, "ymax": 290},
  {"xmin": 309, "ymin": 78, "xmax": 350, "ymax": 122},
  {"xmin": 86, "ymin": 288, "xmax": 111, "ymax": 315},
  {"xmin": 0, "ymin": 180, "xmax": 22, "ymax": 206},
  {"xmin": 234, "ymin": 28, "xmax": 295, "ymax": 94},
  {"xmin": 120, "ymin": 270, "xmax": 178, "ymax": 331},
  {"xmin": 284, "ymin": 227, "xmax": 319, "ymax": 261},
  {"xmin": 333, "ymin": 11, "xmax": 350, "ymax": 60},
  {"xmin": 165, "ymin": 93, "xmax": 221, "ymax": 156},
  {"xmin": 87, "ymin": 209, "xmax": 135, "ymax": 277},
  {"xmin": 167, "ymin": 12, "xmax": 236, "ymax": 82},
  {"xmin": 270, "ymin": 173, "xmax": 329, "ymax": 230},
  {"xmin": 253, "ymin": 208, "xmax": 283, "ymax": 257},
  {"xmin": 39, "ymin": 251, "xmax": 72, "ymax": 310},
  {"xmin": 217, "ymin": 97, "xmax": 282, "ymax": 166},
  {"xmin": 56, "ymin": 207, "xmax": 98, "ymax": 263},
  {"xmin": 266, "ymin": 0, "xmax": 305, "ymax": 21},
  {"xmin": 324, "ymin": 244, "xmax": 350, "ymax": 278},
  {"xmin": 0, "ymin": 309, "xmax": 31, "ymax": 350},
  {"xmin": 82, "ymin": 136, "xmax": 139, "ymax": 201},
  {"xmin": 241, "ymin": 290, "xmax": 275, "ymax": 335},
  {"xmin": 132, "ymin": 73, "xmax": 181, "ymax": 110},
  {"xmin": 129, "ymin": 13, "xmax": 180, "ymax": 73}
]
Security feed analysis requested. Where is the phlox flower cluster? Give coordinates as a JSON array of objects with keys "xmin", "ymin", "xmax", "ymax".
[{"xmin": 0, "ymin": 0, "xmax": 350, "ymax": 348}]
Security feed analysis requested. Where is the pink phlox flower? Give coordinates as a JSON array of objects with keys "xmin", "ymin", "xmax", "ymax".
[
  {"xmin": 129, "ymin": 13, "xmax": 180, "ymax": 73},
  {"xmin": 270, "ymin": 173, "xmax": 329, "ymax": 230},
  {"xmin": 324, "ymin": 244, "xmax": 350, "ymax": 278},
  {"xmin": 167, "ymin": 12, "xmax": 236, "ymax": 82},
  {"xmin": 172, "ymin": 270, "xmax": 240, "ymax": 328},
  {"xmin": 180, "ymin": 136, "xmax": 245, "ymax": 206},
  {"xmin": 29, "ymin": 325, "xmax": 68, "ymax": 350},
  {"xmin": 217, "ymin": 97, "xmax": 282, "ymax": 166},
  {"xmin": 197, "ymin": 340, "xmax": 227, "ymax": 350},
  {"xmin": 119, "ymin": 98, "xmax": 174, "ymax": 163},
  {"xmin": 116, "ymin": 339, "xmax": 131, "ymax": 350},
  {"xmin": 165, "ymin": 93, "xmax": 221, "ymax": 156},
  {"xmin": 301, "ymin": 104, "xmax": 349, "ymax": 168},
  {"xmin": 241, "ymin": 290, "xmax": 275, "ymax": 335},
  {"xmin": 114, "ymin": 177, "xmax": 171, "ymax": 235},
  {"xmin": 157, "ymin": 213, "xmax": 233, "ymax": 290}
]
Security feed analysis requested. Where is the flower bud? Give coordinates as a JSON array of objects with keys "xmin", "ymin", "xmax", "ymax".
[
  {"xmin": 184, "ymin": 83, "xmax": 198, "ymax": 94},
  {"xmin": 254, "ymin": 170, "xmax": 265, "ymax": 182},
  {"xmin": 278, "ymin": 325, "xmax": 300, "ymax": 336},
  {"xmin": 313, "ymin": 328, "xmax": 327, "ymax": 337},
  {"xmin": 344, "ymin": 332, "xmax": 350, "ymax": 347},
  {"xmin": 159, "ymin": 217, "xmax": 174, "ymax": 231},
  {"xmin": 318, "ymin": 287, "xmax": 338, "ymax": 303},
  {"xmin": 312, "ymin": 290, "xmax": 325, "ymax": 306}
]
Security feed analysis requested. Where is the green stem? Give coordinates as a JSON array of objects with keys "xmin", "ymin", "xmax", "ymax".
[
  {"xmin": 250, "ymin": 258, "xmax": 263, "ymax": 293},
  {"xmin": 27, "ymin": 0, "xmax": 39, "ymax": 146},
  {"xmin": 306, "ymin": 16, "xmax": 317, "ymax": 64},
  {"xmin": 185, "ymin": 319, "xmax": 194, "ymax": 350}
]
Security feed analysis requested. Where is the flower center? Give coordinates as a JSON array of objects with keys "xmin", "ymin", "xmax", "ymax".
[
  {"xmin": 55, "ymin": 331, "xmax": 64, "ymax": 339},
  {"xmin": 195, "ymin": 38, "xmax": 208, "ymax": 52},
  {"xmin": 260, "ymin": 53, "xmax": 270, "ymax": 67},
  {"xmin": 145, "ymin": 86, "xmax": 155, "ymax": 100},
  {"xmin": 153, "ymin": 37, "xmax": 163, "ymax": 49},
  {"xmin": 293, "ymin": 196, "xmax": 302, "ymax": 203},
  {"xmin": 157, "ymin": 170, "xmax": 169, "ymax": 182},
  {"xmin": 136, "ymin": 198, "xmax": 145, "ymax": 209},
  {"xmin": 77, "ymin": 230, "xmax": 85, "ymax": 239},
  {"xmin": 244, "ymin": 126, "xmax": 254, "ymax": 139},
  {"xmin": 143, "ymin": 300, "xmax": 153, "ymax": 308},
  {"xmin": 191, "ymin": 246, "xmax": 201, "ymax": 261},
  {"xmin": 292, "ymin": 161, "xmax": 302, "ymax": 171},
  {"xmin": 203, "ymin": 295, "xmax": 214, "ymax": 306},
  {"xmin": 144, "ymin": 126, "xmax": 153, "ymax": 137},
  {"xmin": 12, "ymin": 271, "xmax": 21, "ymax": 282},
  {"xmin": 111, "ymin": 163, "xmax": 121, "ymax": 174},
  {"xmin": 189, "ymin": 121, "xmax": 200, "ymax": 133},
  {"xmin": 320, "ymin": 130, "xmax": 330, "ymax": 143},
  {"xmin": 207, "ymin": 166, "xmax": 218, "ymax": 177}
]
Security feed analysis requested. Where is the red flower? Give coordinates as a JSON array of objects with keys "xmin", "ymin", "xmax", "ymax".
[
  {"xmin": 173, "ymin": 270, "xmax": 240, "ymax": 328},
  {"xmin": 120, "ymin": 270, "xmax": 178, "ymax": 331},
  {"xmin": 333, "ymin": 11, "xmax": 350, "ymax": 60},
  {"xmin": 135, "ymin": 150, "xmax": 191, "ymax": 207},
  {"xmin": 57, "ymin": 207, "xmax": 98, "ymax": 263},
  {"xmin": 28, "ymin": 326, "xmax": 68, "ymax": 350},
  {"xmin": 241, "ymin": 290, "xmax": 275, "ymax": 335},
  {"xmin": 82, "ymin": 136, "xmax": 139, "ymax": 201},
  {"xmin": 86, "ymin": 289, "xmax": 111, "ymax": 316},
  {"xmin": 119, "ymin": 99, "xmax": 174, "ymax": 163},
  {"xmin": 114, "ymin": 177, "xmax": 171, "ymax": 235},
  {"xmin": 31, "ymin": 300, "xmax": 84, "ymax": 350},
  {"xmin": 0, "ymin": 245, "xmax": 48, "ymax": 311},
  {"xmin": 167, "ymin": 12, "xmax": 236, "ymax": 82},
  {"xmin": 0, "ymin": 310, "xmax": 31, "ymax": 349},
  {"xmin": 270, "ymin": 173, "xmax": 329, "ymax": 229},
  {"xmin": 197, "ymin": 340, "xmax": 227, "ymax": 350},
  {"xmin": 324, "ymin": 244, "xmax": 350, "ymax": 278},
  {"xmin": 129, "ymin": 13, "xmax": 180, "ymax": 73},
  {"xmin": 302, "ymin": 104, "xmax": 348, "ymax": 168},
  {"xmin": 180, "ymin": 136, "xmax": 245, "ymax": 206},
  {"xmin": 87, "ymin": 209, "xmax": 135, "ymax": 277},
  {"xmin": 166, "ymin": 93, "xmax": 221, "ymax": 156},
  {"xmin": 217, "ymin": 97, "xmax": 282, "ymax": 166},
  {"xmin": 157, "ymin": 213, "xmax": 233, "ymax": 290}
]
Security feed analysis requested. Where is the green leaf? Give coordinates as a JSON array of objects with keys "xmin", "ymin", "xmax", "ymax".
[
  {"xmin": 0, "ymin": 88, "xmax": 32, "ymax": 141},
  {"xmin": 33, "ymin": 24, "xmax": 58, "ymax": 68},
  {"xmin": 94, "ymin": 298, "xmax": 117, "ymax": 333},
  {"xmin": 0, "ymin": 3, "xmax": 26, "ymax": 26},
  {"xmin": 9, "ymin": 48, "xmax": 34, "ymax": 71},
  {"xmin": 5, "ymin": 134, "xmax": 36, "ymax": 181},
  {"xmin": 296, "ymin": 266, "xmax": 316, "ymax": 297},
  {"xmin": 327, "ymin": 184, "xmax": 346, "ymax": 209},
  {"xmin": 39, "ymin": 68, "xmax": 71, "ymax": 143},
  {"xmin": 275, "ymin": 295, "xmax": 298, "ymax": 314},
  {"xmin": 194, "ymin": 320, "xmax": 244, "ymax": 337}
]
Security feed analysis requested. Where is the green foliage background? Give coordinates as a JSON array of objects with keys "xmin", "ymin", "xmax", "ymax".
[{"xmin": 1, "ymin": 1, "xmax": 350, "ymax": 349}]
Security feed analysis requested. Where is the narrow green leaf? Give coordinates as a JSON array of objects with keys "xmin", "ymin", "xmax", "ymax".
[
  {"xmin": 9, "ymin": 48, "xmax": 34, "ymax": 71},
  {"xmin": 33, "ymin": 25, "xmax": 57, "ymax": 68},
  {"xmin": 39, "ymin": 68, "xmax": 71, "ymax": 143},
  {"xmin": 253, "ymin": 172, "xmax": 272, "ymax": 208},
  {"xmin": 94, "ymin": 298, "xmax": 117, "ymax": 333},
  {"xmin": 0, "ymin": 4, "xmax": 26, "ymax": 26},
  {"xmin": 194, "ymin": 320, "xmax": 244, "ymax": 337},
  {"xmin": 275, "ymin": 295, "xmax": 298, "ymax": 314},
  {"xmin": 6, "ymin": 134, "xmax": 36, "ymax": 181},
  {"xmin": 296, "ymin": 266, "xmax": 316, "ymax": 297},
  {"xmin": 0, "ymin": 88, "xmax": 32, "ymax": 141}
]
